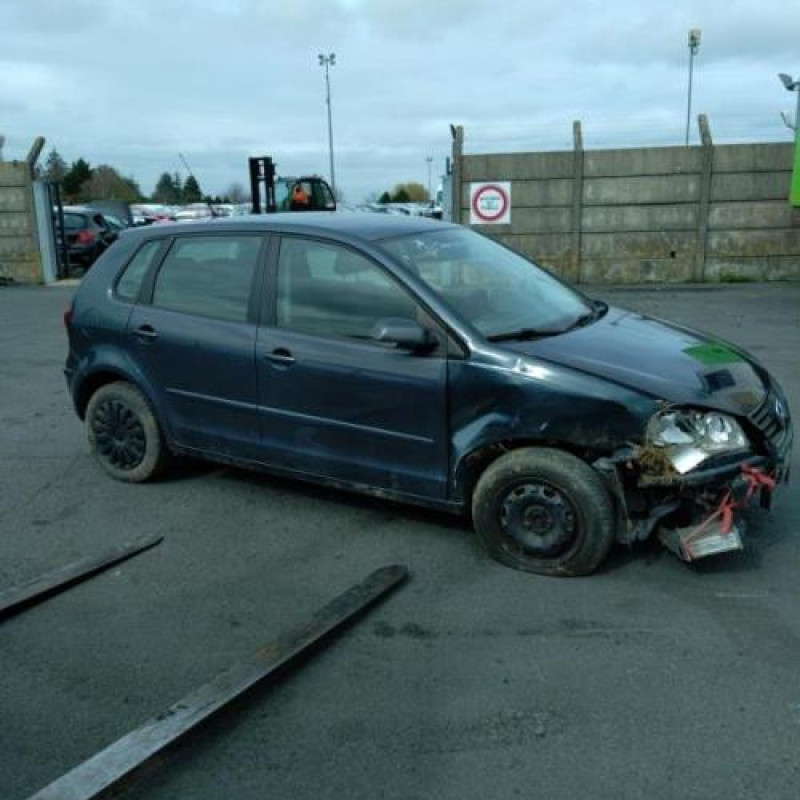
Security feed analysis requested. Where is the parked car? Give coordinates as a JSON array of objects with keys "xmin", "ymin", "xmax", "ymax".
[
  {"xmin": 60, "ymin": 207, "xmax": 118, "ymax": 268},
  {"xmin": 173, "ymin": 204, "xmax": 214, "ymax": 222},
  {"xmin": 63, "ymin": 215, "xmax": 792, "ymax": 575}
]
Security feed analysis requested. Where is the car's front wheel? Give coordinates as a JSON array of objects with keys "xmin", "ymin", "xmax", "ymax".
[
  {"xmin": 471, "ymin": 447, "xmax": 615, "ymax": 576},
  {"xmin": 86, "ymin": 381, "xmax": 169, "ymax": 482}
]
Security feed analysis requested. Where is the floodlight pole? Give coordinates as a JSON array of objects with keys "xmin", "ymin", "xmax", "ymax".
[
  {"xmin": 318, "ymin": 53, "xmax": 336, "ymax": 197},
  {"xmin": 685, "ymin": 29, "xmax": 701, "ymax": 146},
  {"xmin": 426, "ymin": 156, "xmax": 433, "ymax": 202}
]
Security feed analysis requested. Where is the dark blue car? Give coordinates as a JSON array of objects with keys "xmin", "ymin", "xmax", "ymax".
[{"xmin": 64, "ymin": 214, "xmax": 792, "ymax": 575}]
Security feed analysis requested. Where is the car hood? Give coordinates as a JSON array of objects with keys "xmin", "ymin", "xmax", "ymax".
[{"xmin": 503, "ymin": 306, "xmax": 767, "ymax": 416}]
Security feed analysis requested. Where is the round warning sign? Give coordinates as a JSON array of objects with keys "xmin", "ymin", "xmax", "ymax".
[{"xmin": 470, "ymin": 182, "xmax": 511, "ymax": 225}]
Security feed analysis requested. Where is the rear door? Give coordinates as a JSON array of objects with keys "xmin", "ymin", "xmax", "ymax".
[
  {"xmin": 255, "ymin": 235, "xmax": 449, "ymax": 498},
  {"xmin": 128, "ymin": 233, "xmax": 266, "ymax": 458}
]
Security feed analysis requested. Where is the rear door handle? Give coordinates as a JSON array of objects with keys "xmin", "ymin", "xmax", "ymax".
[
  {"xmin": 132, "ymin": 324, "xmax": 158, "ymax": 342},
  {"xmin": 265, "ymin": 348, "xmax": 295, "ymax": 366}
]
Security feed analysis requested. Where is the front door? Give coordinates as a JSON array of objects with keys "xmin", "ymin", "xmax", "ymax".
[
  {"xmin": 255, "ymin": 235, "xmax": 449, "ymax": 498},
  {"xmin": 128, "ymin": 233, "xmax": 266, "ymax": 457}
]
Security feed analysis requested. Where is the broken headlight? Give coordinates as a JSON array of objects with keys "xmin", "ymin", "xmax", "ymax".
[{"xmin": 646, "ymin": 410, "xmax": 750, "ymax": 474}]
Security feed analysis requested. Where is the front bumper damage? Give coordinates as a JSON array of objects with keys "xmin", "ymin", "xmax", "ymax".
[{"xmin": 594, "ymin": 398, "xmax": 793, "ymax": 564}]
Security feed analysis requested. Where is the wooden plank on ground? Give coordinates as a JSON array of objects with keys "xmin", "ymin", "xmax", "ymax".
[{"xmin": 27, "ymin": 564, "xmax": 408, "ymax": 800}]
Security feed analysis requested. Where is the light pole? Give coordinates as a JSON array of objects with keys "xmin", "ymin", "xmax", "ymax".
[
  {"xmin": 778, "ymin": 73, "xmax": 800, "ymax": 131},
  {"xmin": 425, "ymin": 156, "xmax": 433, "ymax": 203},
  {"xmin": 779, "ymin": 73, "xmax": 800, "ymax": 207},
  {"xmin": 318, "ymin": 53, "xmax": 336, "ymax": 197},
  {"xmin": 685, "ymin": 29, "xmax": 701, "ymax": 146}
]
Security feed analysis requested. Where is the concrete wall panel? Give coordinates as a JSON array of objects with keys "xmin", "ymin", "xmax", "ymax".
[
  {"xmin": 0, "ymin": 212, "xmax": 33, "ymax": 235},
  {"xmin": 580, "ymin": 259, "xmax": 693, "ymax": 284},
  {"xmin": 709, "ymin": 201, "xmax": 794, "ymax": 230},
  {"xmin": 712, "ymin": 143, "xmax": 793, "ymax": 173},
  {"xmin": 710, "ymin": 172, "xmax": 791, "ymax": 202},
  {"xmin": 584, "ymin": 147, "xmax": 701, "ymax": 178},
  {"xmin": 582, "ymin": 204, "xmax": 697, "ymax": 232},
  {"xmin": 707, "ymin": 229, "xmax": 800, "ymax": 258},
  {"xmin": 583, "ymin": 174, "xmax": 700, "ymax": 205},
  {"xmin": 462, "ymin": 151, "xmax": 574, "ymax": 181},
  {"xmin": 582, "ymin": 231, "xmax": 697, "ymax": 259},
  {"xmin": 0, "ymin": 187, "xmax": 29, "ymax": 212},
  {"xmin": 0, "ymin": 163, "xmax": 29, "ymax": 187}
]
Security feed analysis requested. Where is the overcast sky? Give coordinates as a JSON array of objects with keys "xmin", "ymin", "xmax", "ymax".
[{"xmin": 2, "ymin": 0, "xmax": 798, "ymax": 202}]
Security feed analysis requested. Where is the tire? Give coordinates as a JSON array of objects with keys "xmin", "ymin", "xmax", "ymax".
[
  {"xmin": 471, "ymin": 447, "xmax": 615, "ymax": 577},
  {"xmin": 86, "ymin": 381, "xmax": 169, "ymax": 482}
]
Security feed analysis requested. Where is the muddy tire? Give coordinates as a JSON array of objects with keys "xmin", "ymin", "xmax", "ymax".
[
  {"xmin": 471, "ymin": 447, "xmax": 615, "ymax": 576},
  {"xmin": 86, "ymin": 381, "xmax": 169, "ymax": 482}
]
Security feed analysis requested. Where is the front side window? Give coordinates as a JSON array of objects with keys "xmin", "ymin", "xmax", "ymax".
[
  {"xmin": 152, "ymin": 235, "xmax": 261, "ymax": 322},
  {"xmin": 116, "ymin": 239, "xmax": 162, "ymax": 302},
  {"xmin": 380, "ymin": 228, "xmax": 591, "ymax": 339},
  {"xmin": 276, "ymin": 237, "xmax": 418, "ymax": 340}
]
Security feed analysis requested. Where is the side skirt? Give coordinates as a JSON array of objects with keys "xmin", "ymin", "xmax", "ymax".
[{"xmin": 169, "ymin": 442, "xmax": 465, "ymax": 516}]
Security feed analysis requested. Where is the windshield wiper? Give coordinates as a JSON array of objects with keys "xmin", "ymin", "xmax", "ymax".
[{"xmin": 487, "ymin": 327, "xmax": 565, "ymax": 342}]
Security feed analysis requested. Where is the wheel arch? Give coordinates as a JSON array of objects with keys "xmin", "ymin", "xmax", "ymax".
[
  {"xmin": 75, "ymin": 364, "xmax": 159, "ymax": 424},
  {"xmin": 453, "ymin": 436, "xmax": 596, "ymax": 507}
]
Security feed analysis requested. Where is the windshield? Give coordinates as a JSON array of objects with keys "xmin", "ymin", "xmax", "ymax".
[{"xmin": 379, "ymin": 228, "xmax": 591, "ymax": 339}]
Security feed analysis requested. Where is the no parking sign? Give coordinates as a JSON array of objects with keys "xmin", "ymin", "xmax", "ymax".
[{"xmin": 469, "ymin": 182, "xmax": 511, "ymax": 225}]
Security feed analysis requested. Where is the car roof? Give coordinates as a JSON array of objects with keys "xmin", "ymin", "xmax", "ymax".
[{"xmin": 119, "ymin": 212, "xmax": 457, "ymax": 244}]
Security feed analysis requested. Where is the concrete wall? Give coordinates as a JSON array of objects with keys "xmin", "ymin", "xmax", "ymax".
[
  {"xmin": 455, "ymin": 123, "xmax": 800, "ymax": 283},
  {"xmin": 0, "ymin": 158, "xmax": 42, "ymax": 284}
]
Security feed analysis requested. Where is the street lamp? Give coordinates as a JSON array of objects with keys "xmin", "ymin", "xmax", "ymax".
[
  {"xmin": 778, "ymin": 73, "xmax": 800, "ymax": 131},
  {"xmin": 318, "ymin": 53, "xmax": 336, "ymax": 197},
  {"xmin": 425, "ymin": 156, "xmax": 433, "ymax": 203},
  {"xmin": 685, "ymin": 29, "xmax": 701, "ymax": 146}
]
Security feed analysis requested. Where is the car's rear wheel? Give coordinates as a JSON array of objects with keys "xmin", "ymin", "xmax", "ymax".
[
  {"xmin": 471, "ymin": 447, "xmax": 615, "ymax": 576},
  {"xmin": 86, "ymin": 381, "xmax": 169, "ymax": 482}
]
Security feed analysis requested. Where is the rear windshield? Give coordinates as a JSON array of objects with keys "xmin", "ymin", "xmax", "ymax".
[{"xmin": 63, "ymin": 213, "xmax": 88, "ymax": 229}]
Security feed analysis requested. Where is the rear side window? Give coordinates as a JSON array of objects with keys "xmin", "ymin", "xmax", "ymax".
[
  {"xmin": 63, "ymin": 213, "xmax": 87, "ymax": 230},
  {"xmin": 116, "ymin": 240, "xmax": 162, "ymax": 302},
  {"xmin": 152, "ymin": 235, "xmax": 261, "ymax": 322}
]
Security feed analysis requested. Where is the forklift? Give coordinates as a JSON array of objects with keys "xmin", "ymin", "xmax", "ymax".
[{"xmin": 248, "ymin": 156, "xmax": 336, "ymax": 214}]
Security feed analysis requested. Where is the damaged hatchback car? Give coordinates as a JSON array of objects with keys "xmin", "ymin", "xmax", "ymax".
[{"xmin": 64, "ymin": 215, "xmax": 793, "ymax": 575}]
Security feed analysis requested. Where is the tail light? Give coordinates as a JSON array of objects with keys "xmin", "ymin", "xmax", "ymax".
[
  {"xmin": 63, "ymin": 306, "xmax": 73, "ymax": 329},
  {"xmin": 76, "ymin": 229, "xmax": 95, "ymax": 244}
]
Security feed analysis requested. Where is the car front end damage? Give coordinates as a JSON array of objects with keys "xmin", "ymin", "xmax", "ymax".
[{"xmin": 595, "ymin": 385, "xmax": 793, "ymax": 562}]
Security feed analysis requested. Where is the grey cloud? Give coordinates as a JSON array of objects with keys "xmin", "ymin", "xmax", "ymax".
[{"xmin": 1, "ymin": 0, "xmax": 796, "ymax": 202}]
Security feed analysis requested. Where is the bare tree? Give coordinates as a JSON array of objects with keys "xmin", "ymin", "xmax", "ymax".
[
  {"xmin": 0, "ymin": 134, "xmax": 5, "ymax": 162},
  {"xmin": 226, "ymin": 182, "xmax": 249, "ymax": 203}
]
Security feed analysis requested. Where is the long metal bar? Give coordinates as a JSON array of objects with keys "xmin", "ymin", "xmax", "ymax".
[
  {"xmin": 27, "ymin": 564, "xmax": 408, "ymax": 800},
  {"xmin": 325, "ymin": 61, "xmax": 336, "ymax": 196},
  {"xmin": 0, "ymin": 535, "xmax": 163, "ymax": 620},
  {"xmin": 685, "ymin": 46, "xmax": 696, "ymax": 146}
]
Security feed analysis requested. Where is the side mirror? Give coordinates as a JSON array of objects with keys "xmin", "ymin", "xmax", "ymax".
[{"xmin": 370, "ymin": 318, "xmax": 437, "ymax": 352}]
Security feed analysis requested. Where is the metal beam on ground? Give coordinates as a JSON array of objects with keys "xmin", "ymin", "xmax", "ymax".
[
  {"xmin": 0, "ymin": 535, "xmax": 164, "ymax": 621},
  {"xmin": 26, "ymin": 564, "xmax": 408, "ymax": 800}
]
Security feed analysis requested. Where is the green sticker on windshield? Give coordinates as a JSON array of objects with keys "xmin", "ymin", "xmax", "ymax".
[{"xmin": 683, "ymin": 341, "xmax": 743, "ymax": 365}]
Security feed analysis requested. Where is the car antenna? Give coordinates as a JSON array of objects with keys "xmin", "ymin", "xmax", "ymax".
[{"xmin": 178, "ymin": 152, "xmax": 217, "ymax": 218}]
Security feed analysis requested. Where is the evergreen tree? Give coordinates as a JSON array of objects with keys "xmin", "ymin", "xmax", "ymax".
[
  {"xmin": 173, "ymin": 172, "xmax": 184, "ymax": 203},
  {"xmin": 153, "ymin": 172, "xmax": 180, "ymax": 204},
  {"xmin": 378, "ymin": 191, "xmax": 392, "ymax": 204},
  {"xmin": 183, "ymin": 175, "xmax": 202, "ymax": 203},
  {"xmin": 62, "ymin": 158, "xmax": 92, "ymax": 200},
  {"xmin": 393, "ymin": 188, "xmax": 411, "ymax": 203}
]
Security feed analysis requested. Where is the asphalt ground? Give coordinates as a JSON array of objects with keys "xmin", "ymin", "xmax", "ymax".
[{"xmin": 1, "ymin": 282, "xmax": 798, "ymax": 800}]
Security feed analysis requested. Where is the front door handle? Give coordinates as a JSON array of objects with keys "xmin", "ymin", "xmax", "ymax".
[
  {"xmin": 265, "ymin": 348, "xmax": 295, "ymax": 366},
  {"xmin": 132, "ymin": 324, "xmax": 158, "ymax": 342}
]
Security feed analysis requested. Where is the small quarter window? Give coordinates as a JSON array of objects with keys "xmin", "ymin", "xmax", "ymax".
[{"xmin": 116, "ymin": 240, "xmax": 162, "ymax": 303}]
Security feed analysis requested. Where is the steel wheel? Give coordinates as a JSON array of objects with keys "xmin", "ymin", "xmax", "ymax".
[{"xmin": 499, "ymin": 482, "xmax": 578, "ymax": 558}]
